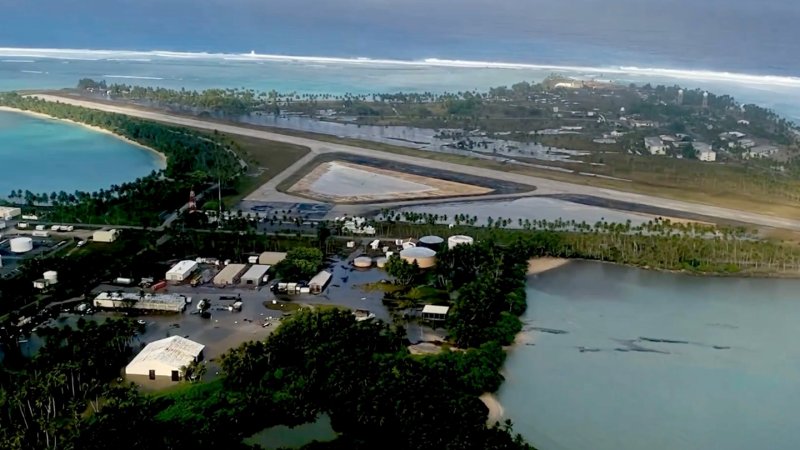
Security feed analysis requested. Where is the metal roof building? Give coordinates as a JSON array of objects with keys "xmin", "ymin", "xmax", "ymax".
[
  {"xmin": 241, "ymin": 264, "xmax": 270, "ymax": 287},
  {"xmin": 258, "ymin": 251, "xmax": 287, "ymax": 265},
  {"xmin": 0, "ymin": 206, "xmax": 21, "ymax": 220},
  {"xmin": 125, "ymin": 336, "xmax": 204, "ymax": 381},
  {"xmin": 93, "ymin": 229, "xmax": 120, "ymax": 243},
  {"xmin": 166, "ymin": 260, "xmax": 199, "ymax": 282},
  {"xmin": 214, "ymin": 263, "xmax": 247, "ymax": 286},
  {"xmin": 93, "ymin": 292, "xmax": 186, "ymax": 312},
  {"xmin": 309, "ymin": 270, "xmax": 332, "ymax": 294},
  {"xmin": 422, "ymin": 304, "xmax": 450, "ymax": 321}
]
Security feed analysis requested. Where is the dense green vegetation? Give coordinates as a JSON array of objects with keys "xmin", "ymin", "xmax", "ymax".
[
  {"xmin": 0, "ymin": 92, "xmax": 241, "ymax": 225},
  {"xmin": 274, "ymin": 247, "xmax": 325, "ymax": 280},
  {"xmin": 0, "ymin": 309, "xmax": 532, "ymax": 449},
  {"xmin": 0, "ymin": 318, "xmax": 144, "ymax": 449},
  {"xmin": 375, "ymin": 211, "xmax": 800, "ymax": 275}
]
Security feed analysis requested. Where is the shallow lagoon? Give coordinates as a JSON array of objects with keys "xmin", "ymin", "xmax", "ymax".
[
  {"xmin": 0, "ymin": 110, "xmax": 164, "ymax": 197},
  {"xmin": 500, "ymin": 261, "xmax": 800, "ymax": 450}
]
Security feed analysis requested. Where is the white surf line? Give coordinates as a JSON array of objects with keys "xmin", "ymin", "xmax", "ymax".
[{"xmin": 0, "ymin": 47, "xmax": 799, "ymax": 87}]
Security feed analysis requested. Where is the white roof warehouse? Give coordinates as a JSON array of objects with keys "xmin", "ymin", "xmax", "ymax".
[{"xmin": 125, "ymin": 336, "xmax": 204, "ymax": 381}]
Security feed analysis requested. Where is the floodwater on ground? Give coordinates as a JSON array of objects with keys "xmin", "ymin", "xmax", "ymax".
[
  {"xmin": 244, "ymin": 414, "xmax": 338, "ymax": 449},
  {"xmin": 499, "ymin": 261, "xmax": 800, "ymax": 450},
  {"xmin": 392, "ymin": 196, "xmax": 654, "ymax": 228},
  {"xmin": 237, "ymin": 112, "xmax": 587, "ymax": 163}
]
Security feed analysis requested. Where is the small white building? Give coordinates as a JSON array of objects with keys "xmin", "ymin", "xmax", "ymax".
[
  {"xmin": 166, "ymin": 260, "xmax": 198, "ymax": 282},
  {"xmin": 93, "ymin": 229, "xmax": 119, "ymax": 243},
  {"xmin": 125, "ymin": 336, "xmax": 204, "ymax": 382},
  {"xmin": 422, "ymin": 304, "xmax": 450, "ymax": 322},
  {"xmin": 694, "ymin": 143, "xmax": 717, "ymax": 162},
  {"xmin": 0, "ymin": 206, "xmax": 21, "ymax": 220},
  {"xmin": 630, "ymin": 119, "xmax": 655, "ymax": 128},
  {"xmin": 240, "ymin": 264, "xmax": 270, "ymax": 287},
  {"xmin": 644, "ymin": 136, "xmax": 667, "ymax": 155}
]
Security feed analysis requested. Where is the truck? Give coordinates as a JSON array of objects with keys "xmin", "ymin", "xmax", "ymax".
[
  {"xmin": 21, "ymin": 214, "xmax": 38, "ymax": 221},
  {"xmin": 50, "ymin": 225, "xmax": 60, "ymax": 231},
  {"xmin": 151, "ymin": 280, "xmax": 167, "ymax": 291},
  {"xmin": 114, "ymin": 277, "xmax": 133, "ymax": 285},
  {"xmin": 17, "ymin": 222, "xmax": 28, "ymax": 229},
  {"xmin": 35, "ymin": 225, "xmax": 45, "ymax": 231},
  {"xmin": 32, "ymin": 231, "xmax": 49, "ymax": 238}
]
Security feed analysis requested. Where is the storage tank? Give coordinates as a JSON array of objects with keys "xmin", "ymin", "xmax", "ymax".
[
  {"xmin": 43, "ymin": 271, "xmax": 58, "ymax": 285},
  {"xmin": 375, "ymin": 257, "xmax": 388, "ymax": 268},
  {"xmin": 10, "ymin": 237, "xmax": 33, "ymax": 253},
  {"xmin": 447, "ymin": 235, "xmax": 474, "ymax": 250},
  {"xmin": 353, "ymin": 256, "xmax": 373, "ymax": 268},
  {"xmin": 418, "ymin": 235, "xmax": 444, "ymax": 250},
  {"xmin": 399, "ymin": 247, "xmax": 437, "ymax": 269}
]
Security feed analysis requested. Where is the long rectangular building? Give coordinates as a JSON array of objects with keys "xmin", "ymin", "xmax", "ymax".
[
  {"xmin": 213, "ymin": 263, "xmax": 247, "ymax": 286},
  {"xmin": 240, "ymin": 264, "xmax": 270, "ymax": 287},
  {"xmin": 93, "ymin": 292, "xmax": 186, "ymax": 312},
  {"xmin": 166, "ymin": 260, "xmax": 198, "ymax": 282},
  {"xmin": 0, "ymin": 206, "xmax": 21, "ymax": 220}
]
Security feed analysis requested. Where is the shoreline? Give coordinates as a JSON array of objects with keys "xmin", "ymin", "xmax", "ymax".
[
  {"xmin": 527, "ymin": 257, "xmax": 570, "ymax": 275},
  {"xmin": 0, "ymin": 105, "xmax": 168, "ymax": 167},
  {"xmin": 479, "ymin": 392, "xmax": 505, "ymax": 425}
]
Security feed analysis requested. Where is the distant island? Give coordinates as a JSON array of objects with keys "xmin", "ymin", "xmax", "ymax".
[{"xmin": 70, "ymin": 76, "xmax": 800, "ymax": 219}]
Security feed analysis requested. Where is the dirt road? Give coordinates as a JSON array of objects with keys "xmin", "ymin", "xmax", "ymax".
[{"xmin": 32, "ymin": 94, "xmax": 800, "ymax": 231}]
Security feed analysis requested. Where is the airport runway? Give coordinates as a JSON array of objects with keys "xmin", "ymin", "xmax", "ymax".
[{"xmin": 32, "ymin": 94, "xmax": 800, "ymax": 231}]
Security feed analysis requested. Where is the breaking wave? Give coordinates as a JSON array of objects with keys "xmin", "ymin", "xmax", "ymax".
[
  {"xmin": 102, "ymin": 75, "xmax": 164, "ymax": 80},
  {"xmin": 0, "ymin": 47, "xmax": 799, "ymax": 88}
]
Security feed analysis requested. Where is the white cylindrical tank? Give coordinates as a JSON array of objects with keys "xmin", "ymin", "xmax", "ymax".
[
  {"xmin": 399, "ymin": 247, "xmax": 437, "ymax": 269},
  {"xmin": 448, "ymin": 235, "xmax": 474, "ymax": 250},
  {"xmin": 44, "ymin": 271, "xmax": 58, "ymax": 285},
  {"xmin": 10, "ymin": 237, "xmax": 33, "ymax": 253},
  {"xmin": 353, "ymin": 256, "xmax": 373, "ymax": 268},
  {"xmin": 375, "ymin": 257, "xmax": 387, "ymax": 268}
]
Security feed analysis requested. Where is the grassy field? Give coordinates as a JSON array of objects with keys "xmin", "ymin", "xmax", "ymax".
[{"xmin": 219, "ymin": 133, "xmax": 309, "ymax": 205}]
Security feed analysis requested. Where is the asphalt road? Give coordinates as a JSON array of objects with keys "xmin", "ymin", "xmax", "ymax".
[{"xmin": 31, "ymin": 94, "xmax": 800, "ymax": 231}]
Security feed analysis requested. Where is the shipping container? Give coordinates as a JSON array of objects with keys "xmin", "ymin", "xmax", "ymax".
[{"xmin": 151, "ymin": 280, "xmax": 168, "ymax": 291}]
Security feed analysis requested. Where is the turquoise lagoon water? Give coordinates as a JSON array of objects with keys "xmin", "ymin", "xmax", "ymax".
[
  {"xmin": 501, "ymin": 261, "xmax": 800, "ymax": 450},
  {"xmin": 0, "ymin": 110, "xmax": 164, "ymax": 197}
]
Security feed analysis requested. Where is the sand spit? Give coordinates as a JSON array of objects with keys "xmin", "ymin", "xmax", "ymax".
[
  {"xmin": 0, "ymin": 105, "xmax": 168, "ymax": 167},
  {"xmin": 528, "ymin": 257, "xmax": 570, "ymax": 275},
  {"xmin": 480, "ymin": 393, "xmax": 505, "ymax": 425}
]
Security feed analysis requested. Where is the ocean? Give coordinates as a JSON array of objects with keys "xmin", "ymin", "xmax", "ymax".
[{"xmin": 0, "ymin": 0, "xmax": 799, "ymax": 119}]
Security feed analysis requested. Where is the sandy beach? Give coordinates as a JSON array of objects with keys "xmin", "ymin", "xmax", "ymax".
[
  {"xmin": 528, "ymin": 257, "xmax": 570, "ymax": 275},
  {"xmin": 480, "ymin": 392, "xmax": 505, "ymax": 424},
  {"xmin": 0, "ymin": 105, "xmax": 168, "ymax": 167}
]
